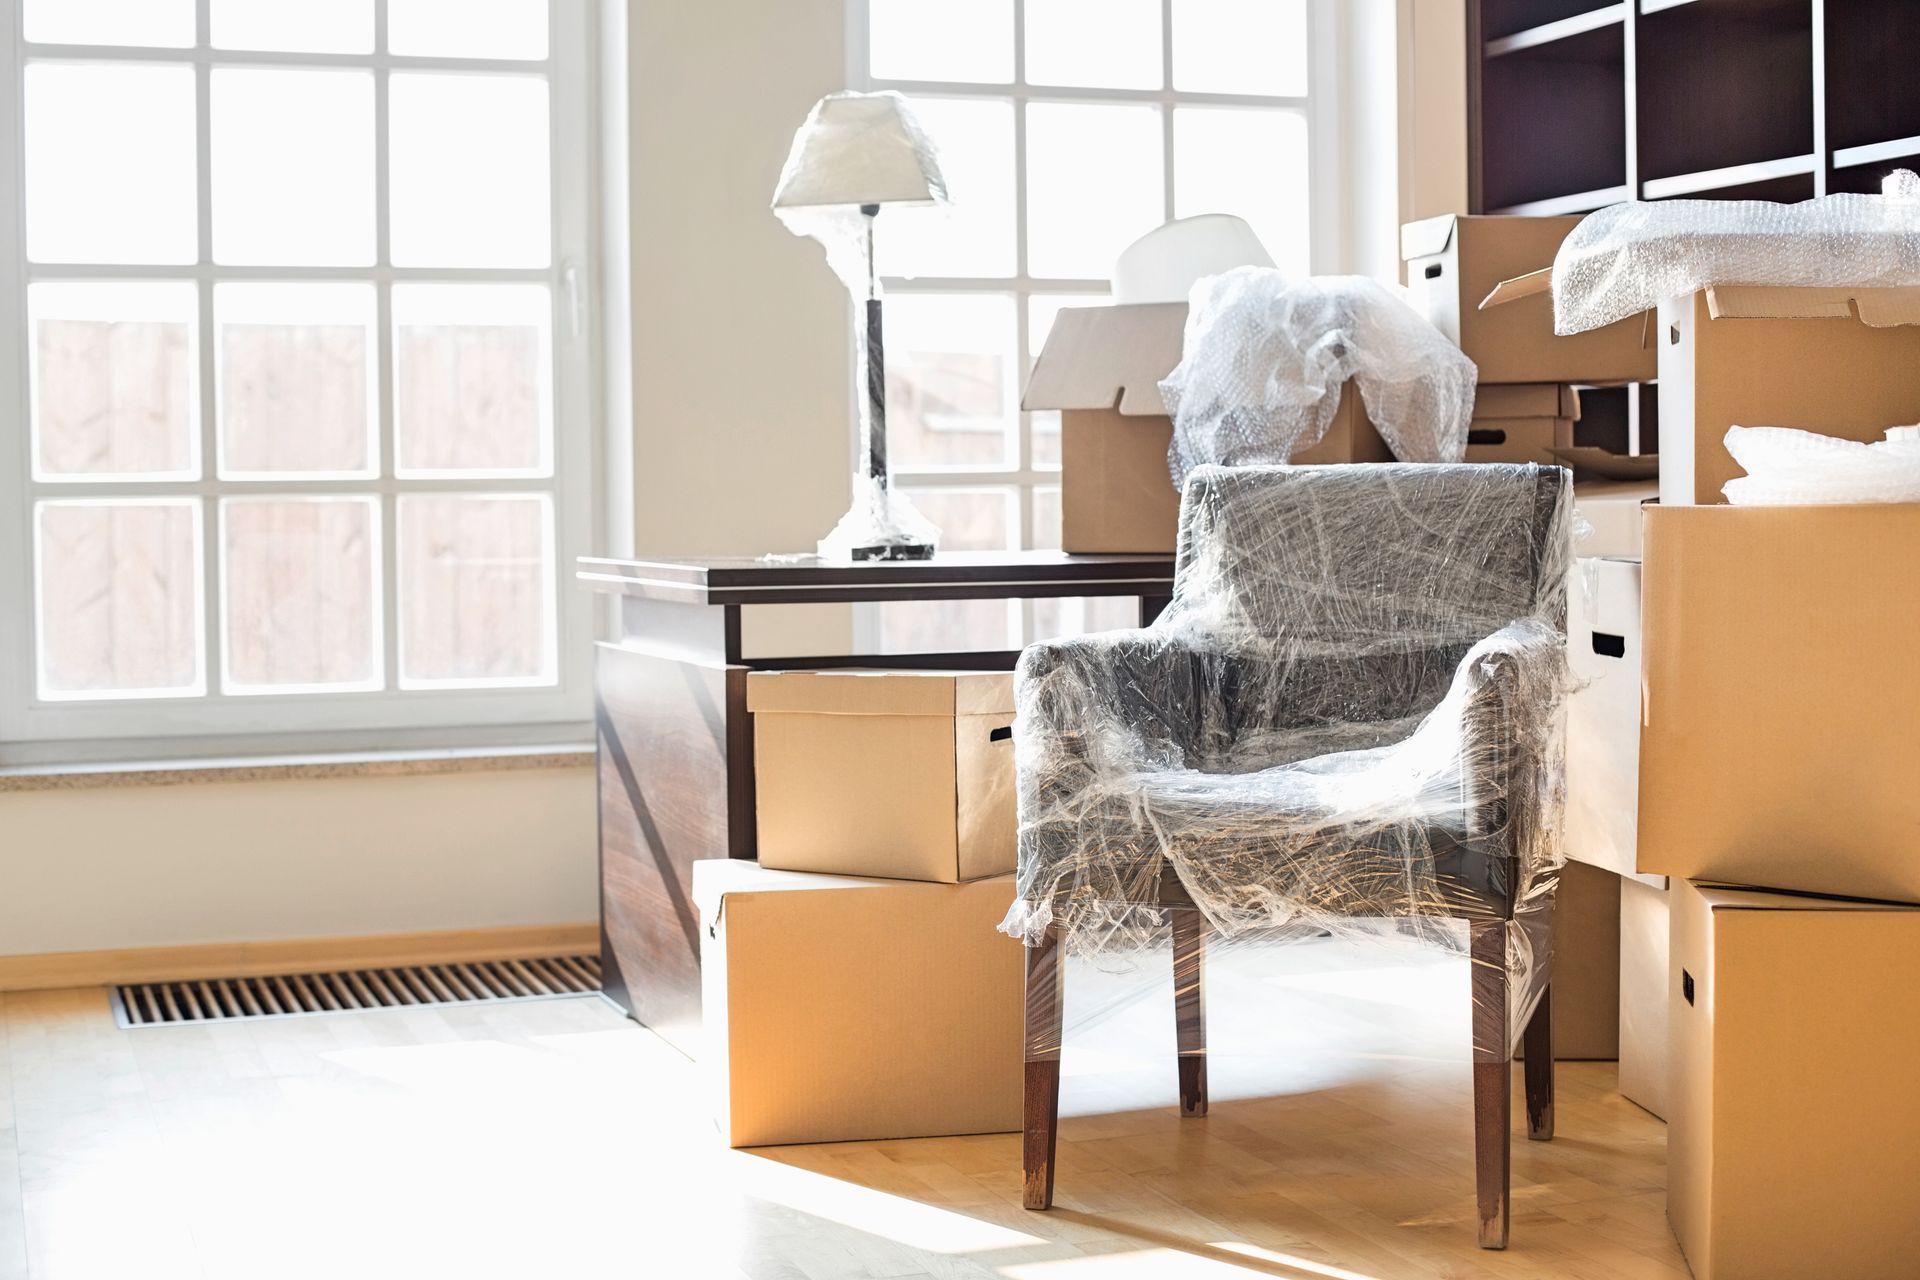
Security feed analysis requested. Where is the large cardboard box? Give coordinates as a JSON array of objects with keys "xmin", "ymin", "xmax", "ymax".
[
  {"xmin": 1571, "ymin": 479, "xmax": 1656, "ymax": 559},
  {"xmin": 1668, "ymin": 878, "xmax": 1920, "ymax": 1279},
  {"xmin": 1616, "ymin": 877, "xmax": 1668, "ymax": 1120},
  {"xmin": 749, "ymin": 669, "xmax": 1015, "ymax": 883},
  {"xmin": 1656, "ymin": 285, "xmax": 1920, "ymax": 505},
  {"xmin": 1465, "ymin": 382, "xmax": 1577, "ymax": 465},
  {"xmin": 1401, "ymin": 214, "xmax": 1655, "ymax": 385},
  {"xmin": 1638, "ymin": 504, "xmax": 1920, "ymax": 902},
  {"xmin": 1565, "ymin": 556, "xmax": 1662, "ymax": 887},
  {"xmin": 696, "ymin": 860, "xmax": 1024, "ymax": 1147},
  {"xmin": 1024, "ymin": 303, "xmax": 1391, "ymax": 553}
]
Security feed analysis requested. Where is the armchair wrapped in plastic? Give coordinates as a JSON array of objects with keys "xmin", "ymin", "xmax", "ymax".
[{"xmin": 1005, "ymin": 463, "xmax": 1573, "ymax": 1249}]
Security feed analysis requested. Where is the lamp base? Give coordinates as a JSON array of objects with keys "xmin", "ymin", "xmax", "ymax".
[{"xmin": 848, "ymin": 540, "xmax": 936, "ymax": 562}]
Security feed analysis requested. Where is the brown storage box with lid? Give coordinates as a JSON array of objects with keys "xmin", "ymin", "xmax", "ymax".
[
  {"xmin": 1656, "ymin": 284, "xmax": 1920, "ymax": 505},
  {"xmin": 1024, "ymin": 302, "xmax": 1391, "ymax": 554},
  {"xmin": 1637, "ymin": 504, "xmax": 1920, "ymax": 902},
  {"xmin": 696, "ymin": 860, "xmax": 1023, "ymax": 1147},
  {"xmin": 1668, "ymin": 878, "xmax": 1920, "ymax": 1279},
  {"xmin": 749, "ymin": 669, "xmax": 1016, "ymax": 883},
  {"xmin": 1401, "ymin": 214, "xmax": 1655, "ymax": 385}
]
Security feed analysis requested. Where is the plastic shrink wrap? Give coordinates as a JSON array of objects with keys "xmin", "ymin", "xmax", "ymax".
[
  {"xmin": 1159, "ymin": 270, "xmax": 1477, "ymax": 484},
  {"xmin": 1553, "ymin": 170, "xmax": 1920, "ymax": 335},
  {"xmin": 1001, "ymin": 463, "xmax": 1573, "ymax": 1064}
]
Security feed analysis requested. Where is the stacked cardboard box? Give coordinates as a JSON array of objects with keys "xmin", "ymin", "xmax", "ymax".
[
  {"xmin": 697, "ymin": 669, "xmax": 1027, "ymax": 1148},
  {"xmin": 1634, "ymin": 287, "xmax": 1920, "ymax": 1278}
]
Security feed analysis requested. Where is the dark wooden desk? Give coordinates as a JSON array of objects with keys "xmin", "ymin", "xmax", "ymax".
[{"xmin": 578, "ymin": 552, "xmax": 1176, "ymax": 1052}]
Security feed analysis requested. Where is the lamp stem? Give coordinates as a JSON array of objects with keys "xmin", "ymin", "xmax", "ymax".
[{"xmin": 860, "ymin": 203, "xmax": 887, "ymax": 492}]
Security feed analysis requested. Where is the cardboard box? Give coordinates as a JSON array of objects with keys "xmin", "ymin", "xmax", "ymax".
[
  {"xmin": 1024, "ymin": 303, "xmax": 1391, "ymax": 553},
  {"xmin": 1656, "ymin": 285, "xmax": 1920, "ymax": 506},
  {"xmin": 1516, "ymin": 858, "xmax": 1620, "ymax": 1062},
  {"xmin": 1616, "ymin": 876, "xmax": 1668, "ymax": 1120},
  {"xmin": 1571, "ymin": 479, "xmax": 1656, "ymax": 559},
  {"xmin": 1565, "ymin": 556, "xmax": 1663, "ymax": 887},
  {"xmin": 1668, "ymin": 878, "xmax": 1920, "ymax": 1279},
  {"xmin": 1401, "ymin": 214, "xmax": 1655, "ymax": 385},
  {"xmin": 1638, "ymin": 504, "xmax": 1920, "ymax": 902},
  {"xmin": 696, "ymin": 860, "xmax": 1024, "ymax": 1147},
  {"xmin": 749, "ymin": 669, "xmax": 1015, "ymax": 883}
]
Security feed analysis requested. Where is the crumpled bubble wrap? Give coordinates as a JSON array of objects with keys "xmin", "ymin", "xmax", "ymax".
[
  {"xmin": 1001, "ymin": 463, "xmax": 1572, "ymax": 1057},
  {"xmin": 1553, "ymin": 170, "xmax": 1920, "ymax": 336},
  {"xmin": 1723, "ymin": 424, "xmax": 1920, "ymax": 505},
  {"xmin": 1158, "ymin": 269, "xmax": 1476, "ymax": 485}
]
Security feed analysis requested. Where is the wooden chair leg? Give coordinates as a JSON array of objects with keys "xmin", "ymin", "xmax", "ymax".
[
  {"xmin": 1171, "ymin": 907, "xmax": 1208, "ymax": 1118},
  {"xmin": 1022, "ymin": 925, "xmax": 1065, "ymax": 1210},
  {"xmin": 1469, "ymin": 919, "xmax": 1510, "ymax": 1250},
  {"xmin": 1522, "ymin": 983, "xmax": 1555, "ymax": 1141}
]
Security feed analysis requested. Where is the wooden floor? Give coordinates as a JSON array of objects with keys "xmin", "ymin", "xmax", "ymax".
[{"xmin": 0, "ymin": 946, "xmax": 1686, "ymax": 1280}]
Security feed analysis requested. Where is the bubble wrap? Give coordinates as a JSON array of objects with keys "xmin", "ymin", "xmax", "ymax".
[
  {"xmin": 1001, "ymin": 463, "xmax": 1572, "ymax": 1058},
  {"xmin": 1553, "ymin": 170, "xmax": 1920, "ymax": 336},
  {"xmin": 1723, "ymin": 425, "xmax": 1920, "ymax": 505},
  {"xmin": 1158, "ymin": 270, "xmax": 1477, "ymax": 484}
]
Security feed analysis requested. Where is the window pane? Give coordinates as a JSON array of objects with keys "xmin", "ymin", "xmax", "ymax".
[
  {"xmin": 884, "ymin": 293, "xmax": 1016, "ymax": 470},
  {"xmin": 878, "ymin": 489, "xmax": 1016, "ymax": 652},
  {"xmin": 1026, "ymin": 293, "xmax": 1108, "ymax": 469},
  {"xmin": 875, "ymin": 98, "xmax": 1015, "ymax": 280},
  {"xmin": 216, "ymin": 284, "xmax": 376, "ymax": 477},
  {"xmin": 390, "ymin": 74, "xmax": 550, "ymax": 268},
  {"xmin": 24, "ymin": 0, "xmax": 193, "ymax": 47},
  {"xmin": 388, "ymin": 0, "xmax": 548, "ymax": 60},
  {"xmin": 1025, "ymin": 103, "xmax": 1164, "ymax": 280},
  {"xmin": 212, "ymin": 0, "xmax": 375, "ymax": 52},
  {"xmin": 1026, "ymin": 0, "xmax": 1161, "ymax": 90},
  {"xmin": 869, "ymin": 0, "xmax": 1013, "ymax": 84},
  {"xmin": 222, "ymin": 498, "xmax": 380, "ymax": 693},
  {"xmin": 394, "ymin": 285, "xmax": 551, "ymax": 476},
  {"xmin": 1174, "ymin": 107, "xmax": 1311, "ymax": 278},
  {"xmin": 37, "ymin": 501, "xmax": 202, "ymax": 699},
  {"xmin": 25, "ymin": 64, "xmax": 196, "ymax": 265},
  {"xmin": 1030, "ymin": 487, "xmax": 1139, "ymax": 638},
  {"xmin": 31, "ymin": 283, "xmax": 197, "ymax": 481},
  {"xmin": 211, "ymin": 69, "xmax": 375, "ymax": 267},
  {"xmin": 1172, "ymin": 0, "xmax": 1308, "ymax": 97},
  {"xmin": 398, "ymin": 495, "xmax": 554, "ymax": 686}
]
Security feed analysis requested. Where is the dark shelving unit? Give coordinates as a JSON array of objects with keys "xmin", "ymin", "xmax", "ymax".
[{"xmin": 1470, "ymin": 0, "xmax": 1920, "ymax": 214}]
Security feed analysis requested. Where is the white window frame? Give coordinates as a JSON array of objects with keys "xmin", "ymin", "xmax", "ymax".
[
  {"xmin": 0, "ymin": 1, "xmax": 600, "ymax": 764},
  {"xmin": 846, "ymin": 0, "xmax": 1339, "ymax": 649}
]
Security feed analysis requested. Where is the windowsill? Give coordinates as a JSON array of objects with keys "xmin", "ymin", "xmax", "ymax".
[{"xmin": 0, "ymin": 743, "xmax": 597, "ymax": 794}]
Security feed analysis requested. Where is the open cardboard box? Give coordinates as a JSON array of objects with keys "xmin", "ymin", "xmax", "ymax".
[
  {"xmin": 1024, "ymin": 303, "xmax": 1390, "ymax": 554},
  {"xmin": 1638, "ymin": 503, "xmax": 1920, "ymax": 902},
  {"xmin": 1667, "ymin": 878, "xmax": 1920, "ymax": 1279},
  {"xmin": 1403, "ymin": 214, "xmax": 1655, "ymax": 385}
]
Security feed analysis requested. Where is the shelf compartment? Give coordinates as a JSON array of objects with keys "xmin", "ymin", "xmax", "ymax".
[
  {"xmin": 1824, "ymin": 0, "xmax": 1920, "ymax": 155},
  {"xmin": 1480, "ymin": 20, "xmax": 1627, "ymax": 212},
  {"xmin": 1635, "ymin": 0, "xmax": 1813, "ymax": 185}
]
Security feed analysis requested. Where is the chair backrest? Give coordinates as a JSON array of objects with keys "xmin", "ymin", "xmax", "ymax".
[{"xmin": 1169, "ymin": 463, "xmax": 1570, "ymax": 648}]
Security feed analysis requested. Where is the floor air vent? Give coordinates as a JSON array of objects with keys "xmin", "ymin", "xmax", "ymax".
[{"xmin": 111, "ymin": 955, "xmax": 602, "ymax": 1027}]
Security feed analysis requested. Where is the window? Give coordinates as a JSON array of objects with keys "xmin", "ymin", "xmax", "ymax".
[
  {"xmin": 852, "ymin": 0, "xmax": 1317, "ymax": 652},
  {"xmin": 0, "ymin": 1, "xmax": 595, "ymax": 759}
]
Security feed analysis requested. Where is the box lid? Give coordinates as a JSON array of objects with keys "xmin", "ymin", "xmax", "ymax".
[
  {"xmin": 1399, "ymin": 213, "xmax": 1459, "ymax": 261},
  {"xmin": 1691, "ymin": 881, "xmax": 1920, "ymax": 915},
  {"xmin": 1474, "ymin": 382, "xmax": 1580, "ymax": 420},
  {"xmin": 747, "ymin": 668, "xmax": 1014, "ymax": 717},
  {"xmin": 1023, "ymin": 302, "xmax": 1185, "ymax": 416},
  {"xmin": 1703, "ymin": 284, "xmax": 1920, "ymax": 327}
]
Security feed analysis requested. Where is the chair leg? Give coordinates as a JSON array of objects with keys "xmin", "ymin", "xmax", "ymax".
[
  {"xmin": 1522, "ymin": 983, "xmax": 1555, "ymax": 1141},
  {"xmin": 1022, "ymin": 925, "xmax": 1065, "ymax": 1210},
  {"xmin": 1171, "ymin": 907, "xmax": 1208, "ymax": 1118},
  {"xmin": 1469, "ymin": 919, "xmax": 1511, "ymax": 1250}
]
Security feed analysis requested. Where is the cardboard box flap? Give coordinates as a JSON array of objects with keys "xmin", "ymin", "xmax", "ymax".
[
  {"xmin": 1703, "ymin": 284, "xmax": 1920, "ymax": 328},
  {"xmin": 1692, "ymin": 882, "xmax": 1920, "ymax": 915},
  {"xmin": 747, "ymin": 669, "xmax": 1014, "ymax": 718},
  {"xmin": 1478, "ymin": 267, "xmax": 1553, "ymax": 311},
  {"xmin": 1473, "ymin": 382, "xmax": 1580, "ymax": 420},
  {"xmin": 1399, "ymin": 213, "xmax": 1458, "ymax": 261},
  {"xmin": 1023, "ymin": 302, "xmax": 1185, "ymax": 416}
]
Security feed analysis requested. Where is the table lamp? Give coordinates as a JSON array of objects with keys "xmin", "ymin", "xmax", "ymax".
[{"xmin": 773, "ymin": 91, "xmax": 949, "ymax": 561}]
